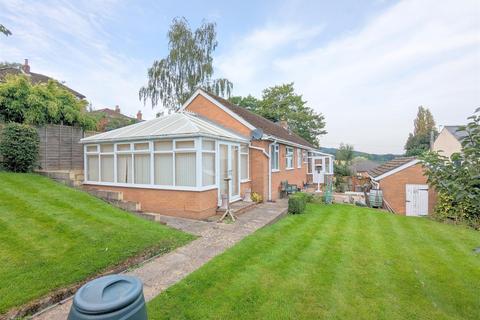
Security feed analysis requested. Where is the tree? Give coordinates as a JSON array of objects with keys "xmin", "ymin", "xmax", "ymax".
[
  {"xmin": 404, "ymin": 106, "xmax": 437, "ymax": 156},
  {"xmin": 421, "ymin": 108, "xmax": 480, "ymax": 229},
  {"xmin": 336, "ymin": 143, "xmax": 355, "ymax": 164},
  {"xmin": 0, "ymin": 24, "xmax": 12, "ymax": 36},
  {"xmin": 228, "ymin": 95, "xmax": 260, "ymax": 113},
  {"xmin": 139, "ymin": 17, "xmax": 232, "ymax": 112},
  {"xmin": 240, "ymin": 83, "xmax": 326, "ymax": 146},
  {"xmin": 0, "ymin": 61, "xmax": 22, "ymax": 69},
  {"xmin": 0, "ymin": 74, "xmax": 96, "ymax": 130}
]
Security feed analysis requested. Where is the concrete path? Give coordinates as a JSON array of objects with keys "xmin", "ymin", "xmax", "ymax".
[{"xmin": 33, "ymin": 200, "xmax": 287, "ymax": 320}]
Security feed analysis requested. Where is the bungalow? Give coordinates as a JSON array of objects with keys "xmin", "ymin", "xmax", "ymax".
[
  {"xmin": 81, "ymin": 89, "xmax": 333, "ymax": 219},
  {"xmin": 432, "ymin": 125, "xmax": 466, "ymax": 158}
]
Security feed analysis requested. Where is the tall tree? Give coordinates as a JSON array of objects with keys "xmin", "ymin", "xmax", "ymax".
[
  {"xmin": 404, "ymin": 106, "xmax": 437, "ymax": 156},
  {"xmin": 139, "ymin": 17, "xmax": 232, "ymax": 112},
  {"xmin": 0, "ymin": 61, "xmax": 22, "ymax": 68},
  {"xmin": 0, "ymin": 24, "xmax": 12, "ymax": 36},
  {"xmin": 336, "ymin": 143, "xmax": 355, "ymax": 164},
  {"xmin": 252, "ymin": 83, "xmax": 326, "ymax": 146},
  {"xmin": 228, "ymin": 95, "xmax": 260, "ymax": 113}
]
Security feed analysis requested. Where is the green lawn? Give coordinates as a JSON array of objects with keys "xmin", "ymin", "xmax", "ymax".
[
  {"xmin": 0, "ymin": 172, "xmax": 194, "ymax": 315},
  {"xmin": 148, "ymin": 204, "xmax": 480, "ymax": 320}
]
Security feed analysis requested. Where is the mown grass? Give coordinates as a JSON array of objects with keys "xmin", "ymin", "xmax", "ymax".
[
  {"xmin": 148, "ymin": 204, "xmax": 480, "ymax": 320},
  {"xmin": 0, "ymin": 172, "xmax": 194, "ymax": 314}
]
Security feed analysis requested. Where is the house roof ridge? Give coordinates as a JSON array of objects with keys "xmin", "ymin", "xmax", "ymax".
[{"xmin": 197, "ymin": 88, "xmax": 316, "ymax": 148}]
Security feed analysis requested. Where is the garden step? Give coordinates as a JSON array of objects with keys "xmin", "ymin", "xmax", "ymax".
[
  {"xmin": 215, "ymin": 200, "xmax": 257, "ymax": 216},
  {"xmin": 87, "ymin": 189, "xmax": 124, "ymax": 201},
  {"xmin": 110, "ymin": 199, "xmax": 142, "ymax": 212}
]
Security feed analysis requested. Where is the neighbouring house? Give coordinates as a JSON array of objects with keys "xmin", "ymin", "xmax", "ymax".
[
  {"xmin": 0, "ymin": 59, "xmax": 86, "ymax": 99},
  {"xmin": 89, "ymin": 105, "xmax": 141, "ymax": 132},
  {"xmin": 432, "ymin": 125, "xmax": 466, "ymax": 158},
  {"xmin": 81, "ymin": 88, "xmax": 333, "ymax": 219},
  {"xmin": 368, "ymin": 157, "xmax": 436, "ymax": 216},
  {"xmin": 348, "ymin": 158, "xmax": 379, "ymax": 191}
]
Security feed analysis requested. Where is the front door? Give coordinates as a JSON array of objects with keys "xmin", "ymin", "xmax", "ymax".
[
  {"xmin": 406, "ymin": 184, "xmax": 429, "ymax": 216},
  {"xmin": 312, "ymin": 157, "xmax": 325, "ymax": 184},
  {"xmin": 219, "ymin": 143, "xmax": 240, "ymax": 204}
]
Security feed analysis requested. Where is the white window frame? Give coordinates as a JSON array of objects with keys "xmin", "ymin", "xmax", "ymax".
[
  {"xmin": 201, "ymin": 139, "xmax": 216, "ymax": 187},
  {"xmin": 297, "ymin": 148, "xmax": 302, "ymax": 169},
  {"xmin": 270, "ymin": 144, "xmax": 279, "ymax": 172},
  {"xmin": 285, "ymin": 146, "xmax": 294, "ymax": 170},
  {"xmin": 307, "ymin": 152, "xmax": 313, "ymax": 174},
  {"xmin": 83, "ymin": 137, "xmax": 220, "ymax": 191},
  {"xmin": 240, "ymin": 144, "xmax": 249, "ymax": 182}
]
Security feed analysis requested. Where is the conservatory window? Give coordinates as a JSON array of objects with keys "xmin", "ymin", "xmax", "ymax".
[
  {"xmin": 154, "ymin": 153, "xmax": 173, "ymax": 185},
  {"xmin": 202, "ymin": 139, "xmax": 216, "ymax": 186},
  {"xmin": 134, "ymin": 153, "xmax": 150, "ymax": 184},
  {"xmin": 175, "ymin": 152, "xmax": 196, "ymax": 186},
  {"xmin": 100, "ymin": 155, "xmax": 114, "ymax": 182},
  {"xmin": 117, "ymin": 154, "xmax": 132, "ymax": 183},
  {"xmin": 87, "ymin": 154, "xmax": 99, "ymax": 181}
]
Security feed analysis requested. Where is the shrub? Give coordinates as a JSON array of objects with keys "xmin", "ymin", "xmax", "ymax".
[
  {"xmin": 0, "ymin": 123, "xmax": 39, "ymax": 172},
  {"xmin": 288, "ymin": 193, "xmax": 306, "ymax": 214},
  {"xmin": 295, "ymin": 192, "xmax": 313, "ymax": 203},
  {"xmin": 251, "ymin": 192, "xmax": 263, "ymax": 203}
]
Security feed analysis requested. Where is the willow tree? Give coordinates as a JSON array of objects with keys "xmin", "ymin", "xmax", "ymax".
[
  {"xmin": 0, "ymin": 24, "xmax": 12, "ymax": 36},
  {"xmin": 139, "ymin": 17, "xmax": 232, "ymax": 112}
]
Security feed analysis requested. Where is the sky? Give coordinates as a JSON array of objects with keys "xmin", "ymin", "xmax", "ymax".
[{"xmin": 0, "ymin": 0, "xmax": 479, "ymax": 154}]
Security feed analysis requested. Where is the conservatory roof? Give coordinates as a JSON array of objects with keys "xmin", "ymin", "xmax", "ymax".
[{"xmin": 81, "ymin": 112, "xmax": 249, "ymax": 143}]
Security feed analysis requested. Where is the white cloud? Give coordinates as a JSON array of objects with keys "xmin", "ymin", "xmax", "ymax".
[
  {"xmin": 217, "ymin": 0, "xmax": 480, "ymax": 153},
  {"xmin": 0, "ymin": 0, "xmax": 155, "ymax": 119}
]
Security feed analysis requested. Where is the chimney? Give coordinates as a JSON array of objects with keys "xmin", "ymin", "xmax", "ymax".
[
  {"xmin": 136, "ymin": 110, "xmax": 142, "ymax": 121},
  {"xmin": 22, "ymin": 59, "xmax": 30, "ymax": 73},
  {"xmin": 278, "ymin": 120, "xmax": 289, "ymax": 130},
  {"xmin": 114, "ymin": 105, "xmax": 120, "ymax": 113}
]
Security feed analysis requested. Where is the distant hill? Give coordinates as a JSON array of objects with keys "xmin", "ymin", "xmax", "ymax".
[{"xmin": 319, "ymin": 147, "xmax": 399, "ymax": 163}]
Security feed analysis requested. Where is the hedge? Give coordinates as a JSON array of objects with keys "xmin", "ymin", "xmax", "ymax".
[
  {"xmin": 288, "ymin": 192, "xmax": 311, "ymax": 214},
  {"xmin": 0, "ymin": 123, "xmax": 39, "ymax": 172}
]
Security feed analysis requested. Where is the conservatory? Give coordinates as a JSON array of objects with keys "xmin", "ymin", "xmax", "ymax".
[{"xmin": 81, "ymin": 112, "xmax": 250, "ymax": 217}]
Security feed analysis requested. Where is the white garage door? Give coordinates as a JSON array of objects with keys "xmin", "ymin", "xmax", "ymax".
[{"xmin": 406, "ymin": 184, "xmax": 429, "ymax": 216}]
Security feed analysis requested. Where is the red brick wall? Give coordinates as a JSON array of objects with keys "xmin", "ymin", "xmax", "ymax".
[
  {"xmin": 250, "ymin": 140, "xmax": 269, "ymax": 201},
  {"xmin": 378, "ymin": 163, "xmax": 436, "ymax": 215},
  {"xmin": 185, "ymin": 95, "xmax": 252, "ymax": 137},
  {"xmin": 84, "ymin": 185, "xmax": 218, "ymax": 219}
]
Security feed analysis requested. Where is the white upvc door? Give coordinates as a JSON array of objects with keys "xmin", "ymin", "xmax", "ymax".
[
  {"xmin": 218, "ymin": 142, "xmax": 240, "ymax": 205},
  {"xmin": 406, "ymin": 184, "xmax": 429, "ymax": 216},
  {"xmin": 312, "ymin": 156, "xmax": 326, "ymax": 184}
]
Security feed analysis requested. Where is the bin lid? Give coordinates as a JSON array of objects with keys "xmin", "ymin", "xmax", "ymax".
[{"xmin": 73, "ymin": 275, "xmax": 143, "ymax": 315}]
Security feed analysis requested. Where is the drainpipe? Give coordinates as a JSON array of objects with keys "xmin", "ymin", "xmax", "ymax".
[{"xmin": 249, "ymin": 144, "xmax": 272, "ymax": 201}]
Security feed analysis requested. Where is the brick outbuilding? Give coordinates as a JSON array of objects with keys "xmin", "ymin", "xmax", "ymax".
[{"xmin": 369, "ymin": 157, "xmax": 436, "ymax": 216}]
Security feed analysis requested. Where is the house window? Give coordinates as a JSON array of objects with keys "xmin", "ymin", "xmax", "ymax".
[
  {"xmin": 175, "ymin": 152, "xmax": 196, "ymax": 186},
  {"xmin": 134, "ymin": 153, "xmax": 150, "ymax": 184},
  {"xmin": 297, "ymin": 149, "xmax": 302, "ymax": 168},
  {"xmin": 307, "ymin": 152, "xmax": 313, "ymax": 174},
  {"xmin": 303, "ymin": 150, "xmax": 308, "ymax": 163},
  {"xmin": 117, "ymin": 154, "xmax": 133, "ymax": 183},
  {"xmin": 154, "ymin": 153, "xmax": 173, "ymax": 185},
  {"xmin": 285, "ymin": 147, "xmax": 294, "ymax": 169},
  {"xmin": 87, "ymin": 154, "xmax": 99, "ymax": 181},
  {"xmin": 270, "ymin": 144, "xmax": 279, "ymax": 171},
  {"xmin": 202, "ymin": 139, "xmax": 216, "ymax": 186},
  {"xmin": 240, "ymin": 144, "xmax": 249, "ymax": 180}
]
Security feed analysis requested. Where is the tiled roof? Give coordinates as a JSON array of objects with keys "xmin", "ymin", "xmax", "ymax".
[
  {"xmin": 350, "ymin": 159, "xmax": 379, "ymax": 174},
  {"xmin": 0, "ymin": 67, "xmax": 85, "ymax": 99},
  {"xmin": 368, "ymin": 157, "xmax": 417, "ymax": 178},
  {"xmin": 90, "ymin": 108, "xmax": 136, "ymax": 120},
  {"xmin": 444, "ymin": 126, "xmax": 467, "ymax": 142},
  {"xmin": 199, "ymin": 89, "xmax": 316, "ymax": 149},
  {"xmin": 81, "ymin": 112, "xmax": 248, "ymax": 143}
]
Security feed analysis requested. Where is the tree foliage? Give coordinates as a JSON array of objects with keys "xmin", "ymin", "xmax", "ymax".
[
  {"xmin": 0, "ymin": 24, "xmax": 12, "ymax": 37},
  {"xmin": 139, "ymin": 17, "xmax": 232, "ymax": 112},
  {"xmin": 0, "ymin": 123, "xmax": 39, "ymax": 172},
  {"xmin": 0, "ymin": 75, "xmax": 96, "ymax": 129},
  {"xmin": 230, "ymin": 83, "xmax": 326, "ymax": 146},
  {"xmin": 405, "ymin": 106, "xmax": 437, "ymax": 156},
  {"xmin": 421, "ymin": 108, "xmax": 480, "ymax": 229},
  {"xmin": 336, "ymin": 143, "xmax": 355, "ymax": 164},
  {"xmin": 0, "ymin": 61, "xmax": 22, "ymax": 69}
]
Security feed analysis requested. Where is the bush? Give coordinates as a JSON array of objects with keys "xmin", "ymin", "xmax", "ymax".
[
  {"xmin": 0, "ymin": 123, "xmax": 39, "ymax": 172},
  {"xmin": 251, "ymin": 192, "xmax": 263, "ymax": 203},
  {"xmin": 288, "ymin": 193, "xmax": 307, "ymax": 214}
]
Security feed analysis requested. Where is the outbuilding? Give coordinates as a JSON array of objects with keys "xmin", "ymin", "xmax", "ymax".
[{"xmin": 368, "ymin": 157, "xmax": 436, "ymax": 216}]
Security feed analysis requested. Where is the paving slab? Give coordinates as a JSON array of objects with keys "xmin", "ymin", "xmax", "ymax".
[{"xmin": 33, "ymin": 200, "xmax": 287, "ymax": 320}]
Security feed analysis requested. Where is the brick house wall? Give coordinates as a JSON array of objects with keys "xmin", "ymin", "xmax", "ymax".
[
  {"xmin": 271, "ymin": 144, "xmax": 308, "ymax": 200},
  {"xmin": 378, "ymin": 163, "xmax": 436, "ymax": 215},
  {"xmin": 85, "ymin": 185, "xmax": 218, "ymax": 219}
]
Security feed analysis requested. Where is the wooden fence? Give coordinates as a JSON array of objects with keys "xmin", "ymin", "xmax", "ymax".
[
  {"xmin": 0, "ymin": 123, "xmax": 97, "ymax": 171},
  {"xmin": 36, "ymin": 124, "xmax": 97, "ymax": 171}
]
